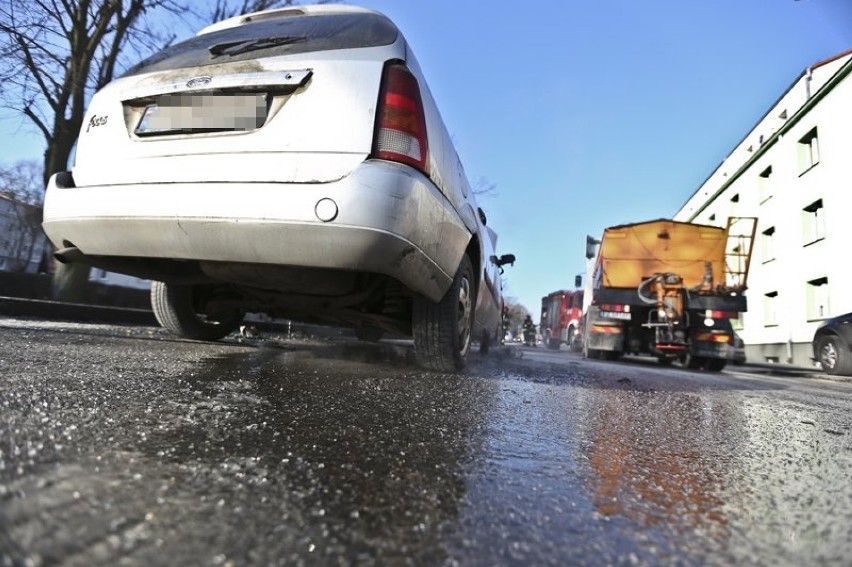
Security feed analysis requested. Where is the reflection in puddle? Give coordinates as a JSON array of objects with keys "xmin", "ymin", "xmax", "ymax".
[
  {"xmin": 581, "ymin": 385, "xmax": 852, "ymax": 564},
  {"xmin": 585, "ymin": 390, "xmax": 730, "ymax": 538},
  {"xmin": 133, "ymin": 342, "xmax": 852, "ymax": 564}
]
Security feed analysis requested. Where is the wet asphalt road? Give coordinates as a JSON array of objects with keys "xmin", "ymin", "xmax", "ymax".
[{"xmin": 1, "ymin": 319, "xmax": 851, "ymax": 566}]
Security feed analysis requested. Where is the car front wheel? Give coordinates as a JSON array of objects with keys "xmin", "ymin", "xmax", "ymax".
[
  {"xmin": 151, "ymin": 281, "xmax": 244, "ymax": 341},
  {"xmin": 816, "ymin": 335, "xmax": 852, "ymax": 375},
  {"xmin": 413, "ymin": 254, "xmax": 474, "ymax": 372}
]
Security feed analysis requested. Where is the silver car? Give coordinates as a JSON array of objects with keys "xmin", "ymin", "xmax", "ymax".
[{"xmin": 42, "ymin": 5, "xmax": 514, "ymax": 371}]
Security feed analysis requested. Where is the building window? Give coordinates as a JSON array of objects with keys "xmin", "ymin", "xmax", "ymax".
[
  {"xmin": 761, "ymin": 226, "xmax": 775, "ymax": 263},
  {"xmin": 797, "ymin": 127, "xmax": 819, "ymax": 174},
  {"xmin": 806, "ymin": 277, "xmax": 829, "ymax": 321},
  {"xmin": 759, "ymin": 166, "xmax": 772, "ymax": 204},
  {"xmin": 802, "ymin": 199, "xmax": 826, "ymax": 245},
  {"xmin": 764, "ymin": 291, "xmax": 778, "ymax": 326}
]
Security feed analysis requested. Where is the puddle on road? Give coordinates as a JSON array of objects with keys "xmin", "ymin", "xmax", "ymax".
[
  {"xmin": 130, "ymin": 342, "xmax": 505, "ymax": 564},
  {"xmin": 124, "ymin": 342, "xmax": 852, "ymax": 565}
]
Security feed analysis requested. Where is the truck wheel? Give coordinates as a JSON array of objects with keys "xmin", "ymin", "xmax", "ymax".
[
  {"xmin": 151, "ymin": 282, "xmax": 244, "ymax": 341},
  {"xmin": 413, "ymin": 254, "xmax": 474, "ymax": 372},
  {"xmin": 584, "ymin": 346, "xmax": 603, "ymax": 359},
  {"xmin": 706, "ymin": 359, "xmax": 727, "ymax": 372},
  {"xmin": 582, "ymin": 332, "xmax": 601, "ymax": 359}
]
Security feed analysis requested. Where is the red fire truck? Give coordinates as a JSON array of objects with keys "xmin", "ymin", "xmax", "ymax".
[{"xmin": 540, "ymin": 289, "xmax": 584, "ymax": 350}]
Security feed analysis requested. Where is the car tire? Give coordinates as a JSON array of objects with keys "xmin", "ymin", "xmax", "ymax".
[
  {"xmin": 705, "ymin": 358, "xmax": 727, "ymax": 372},
  {"xmin": 682, "ymin": 353, "xmax": 705, "ymax": 370},
  {"xmin": 151, "ymin": 281, "xmax": 244, "ymax": 341},
  {"xmin": 816, "ymin": 335, "xmax": 852, "ymax": 375},
  {"xmin": 413, "ymin": 254, "xmax": 474, "ymax": 372}
]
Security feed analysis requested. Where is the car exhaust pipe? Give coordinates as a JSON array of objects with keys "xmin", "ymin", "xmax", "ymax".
[{"xmin": 54, "ymin": 246, "xmax": 86, "ymax": 264}]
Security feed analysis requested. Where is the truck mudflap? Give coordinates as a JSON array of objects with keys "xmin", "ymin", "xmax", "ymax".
[{"xmin": 585, "ymin": 322, "xmax": 624, "ymax": 352}]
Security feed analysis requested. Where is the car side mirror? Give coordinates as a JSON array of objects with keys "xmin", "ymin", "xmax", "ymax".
[
  {"xmin": 585, "ymin": 236, "xmax": 600, "ymax": 260},
  {"xmin": 491, "ymin": 253, "xmax": 515, "ymax": 267},
  {"xmin": 575, "ymin": 275, "xmax": 582, "ymax": 288},
  {"xmin": 478, "ymin": 207, "xmax": 487, "ymax": 225}
]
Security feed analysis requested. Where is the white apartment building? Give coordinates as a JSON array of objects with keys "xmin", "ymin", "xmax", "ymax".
[
  {"xmin": 674, "ymin": 49, "xmax": 852, "ymax": 367},
  {"xmin": 0, "ymin": 191, "xmax": 47, "ymax": 273}
]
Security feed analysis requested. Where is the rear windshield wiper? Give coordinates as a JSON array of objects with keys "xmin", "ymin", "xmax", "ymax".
[{"xmin": 208, "ymin": 36, "xmax": 307, "ymax": 58}]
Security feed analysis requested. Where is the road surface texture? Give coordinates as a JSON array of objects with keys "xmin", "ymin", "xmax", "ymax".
[{"xmin": 1, "ymin": 318, "xmax": 850, "ymax": 566}]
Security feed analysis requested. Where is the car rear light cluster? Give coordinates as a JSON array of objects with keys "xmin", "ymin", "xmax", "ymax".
[
  {"xmin": 695, "ymin": 331, "xmax": 732, "ymax": 344},
  {"xmin": 707, "ymin": 310, "xmax": 737, "ymax": 319},
  {"xmin": 374, "ymin": 63, "xmax": 429, "ymax": 173}
]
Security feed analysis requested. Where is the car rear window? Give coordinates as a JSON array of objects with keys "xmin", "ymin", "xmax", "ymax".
[{"xmin": 122, "ymin": 12, "xmax": 398, "ymax": 78}]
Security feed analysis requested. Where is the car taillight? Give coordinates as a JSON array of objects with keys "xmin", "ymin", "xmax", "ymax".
[
  {"xmin": 374, "ymin": 63, "xmax": 429, "ymax": 173},
  {"xmin": 707, "ymin": 310, "xmax": 737, "ymax": 320}
]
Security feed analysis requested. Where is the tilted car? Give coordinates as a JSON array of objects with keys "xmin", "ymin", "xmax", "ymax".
[
  {"xmin": 812, "ymin": 312, "xmax": 852, "ymax": 376},
  {"xmin": 42, "ymin": 5, "xmax": 515, "ymax": 371}
]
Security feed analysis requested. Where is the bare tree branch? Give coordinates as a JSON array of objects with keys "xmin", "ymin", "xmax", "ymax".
[{"xmin": 473, "ymin": 176, "xmax": 499, "ymax": 197}]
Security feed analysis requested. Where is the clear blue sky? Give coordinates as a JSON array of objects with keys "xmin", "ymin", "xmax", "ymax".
[{"xmin": 1, "ymin": 0, "xmax": 850, "ymax": 316}]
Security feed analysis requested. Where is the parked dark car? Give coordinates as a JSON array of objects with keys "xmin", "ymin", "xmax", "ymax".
[
  {"xmin": 812, "ymin": 312, "xmax": 852, "ymax": 376},
  {"xmin": 732, "ymin": 332, "xmax": 746, "ymax": 365}
]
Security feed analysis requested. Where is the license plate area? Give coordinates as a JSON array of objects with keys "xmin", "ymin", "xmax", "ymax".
[
  {"xmin": 134, "ymin": 93, "xmax": 268, "ymax": 136},
  {"xmin": 600, "ymin": 311, "xmax": 631, "ymax": 321}
]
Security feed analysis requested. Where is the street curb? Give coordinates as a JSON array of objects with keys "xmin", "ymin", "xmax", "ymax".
[{"xmin": 0, "ymin": 296, "xmax": 157, "ymax": 326}]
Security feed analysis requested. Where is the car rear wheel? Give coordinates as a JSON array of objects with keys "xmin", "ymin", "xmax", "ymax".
[
  {"xmin": 705, "ymin": 358, "xmax": 727, "ymax": 372},
  {"xmin": 816, "ymin": 335, "xmax": 852, "ymax": 375},
  {"xmin": 413, "ymin": 254, "xmax": 474, "ymax": 372},
  {"xmin": 151, "ymin": 281, "xmax": 244, "ymax": 341}
]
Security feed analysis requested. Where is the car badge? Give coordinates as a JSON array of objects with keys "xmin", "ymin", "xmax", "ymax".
[{"xmin": 186, "ymin": 76, "xmax": 212, "ymax": 88}]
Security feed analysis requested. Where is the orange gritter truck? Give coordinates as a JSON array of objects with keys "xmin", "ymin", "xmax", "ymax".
[{"xmin": 581, "ymin": 217, "xmax": 756, "ymax": 371}]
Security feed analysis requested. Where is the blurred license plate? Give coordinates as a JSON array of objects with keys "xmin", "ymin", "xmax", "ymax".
[
  {"xmin": 135, "ymin": 93, "xmax": 267, "ymax": 135},
  {"xmin": 601, "ymin": 311, "xmax": 631, "ymax": 320}
]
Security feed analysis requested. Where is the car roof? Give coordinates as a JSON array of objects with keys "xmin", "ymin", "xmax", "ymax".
[{"xmin": 198, "ymin": 4, "xmax": 380, "ymax": 36}]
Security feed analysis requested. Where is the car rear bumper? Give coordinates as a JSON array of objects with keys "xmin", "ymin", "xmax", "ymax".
[
  {"xmin": 690, "ymin": 341, "xmax": 737, "ymax": 361},
  {"xmin": 43, "ymin": 160, "xmax": 469, "ymax": 302}
]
